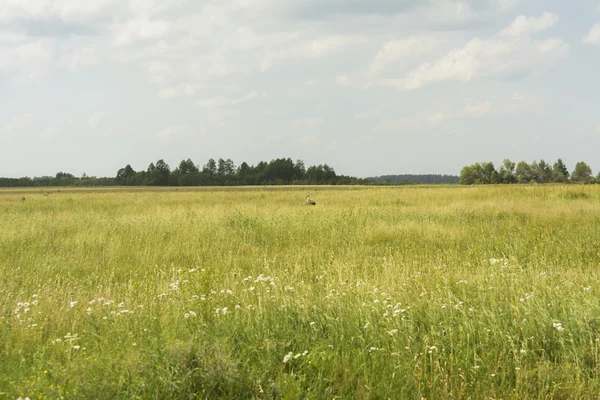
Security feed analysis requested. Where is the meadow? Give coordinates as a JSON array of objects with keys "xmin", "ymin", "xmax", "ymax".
[{"xmin": 1, "ymin": 185, "xmax": 599, "ymax": 399}]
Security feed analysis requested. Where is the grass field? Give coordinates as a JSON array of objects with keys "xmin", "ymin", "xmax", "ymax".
[{"xmin": 1, "ymin": 185, "xmax": 600, "ymax": 399}]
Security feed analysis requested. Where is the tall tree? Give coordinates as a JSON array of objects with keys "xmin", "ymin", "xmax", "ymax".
[
  {"xmin": 536, "ymin": 160, "xmax": 553, "ymax": 183},
  {"xmin": 552, "ymin": 159, "xmax": 570, "ymax": 182},
  {"xmin": 515, "ymin": 161, "xmax": 534, "ymax": 184},
  {"xmin": 481, "ymin": 162, "xmax": 499, "ymax": 184},
  {"xmin": 203, "ymin": 159, "xmax": 217, "ymax": 176},
  {"xmin": 178, "ymin": 158, "xmax": 199, "ymax": 175},
  {"xmin": 116, "ymin": 164, "xmax": 136, "ymax": 185},
  {"xmin": 571, "ymin": 162, "xmax": 593, "ymax": 183},
  {"xmin": 499, "ymin": 159, "xmax": 516, "ymax": 184}
]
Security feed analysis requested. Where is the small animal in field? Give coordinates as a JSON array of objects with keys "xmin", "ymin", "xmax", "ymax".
[{"xmin": 306, "ymin": 193, "xmax": 316, "ymax": 205}]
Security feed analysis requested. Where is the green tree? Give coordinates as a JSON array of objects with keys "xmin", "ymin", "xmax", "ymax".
[
  {"xmin": 217, "ymin": 158, "xmax": 227, "ymax": 176},
  {"xmin": 552, "ymin": 159, "xmax": 569, "ymax": 183},
  {"xmin": 499, "ymin": 159, "xmax": 516, "ymax": 184},
  {"xmin": 294, "ymin": 160, "xmax": 306, "ymax": 181},
  {"xmin": 149, "ymin": 159, "xmax": 170, "ymax": 186},
  {"xmin": 515, "ymin": 162, "xmax": 535, "ymax": 184},
  {"xmin": 178, "ymin": 158, "xmax": 199, "ymax": 175},
  {"xmin": 116, "ymin": 164, "xmax": 136, "ymax": 185},
  {"xmin": 203, "ymin": 159, "xmax": 217, "ymax": 176},
  {"xmin": 536, "ymin": 160, "xmax": 553, "ymax": 183},
  {"xmin": 481, "ymin": 162, "xmax": 499, "ymax": 184},
  {"xmin": 571, "ymin": 162, "xmax": 593, "ymax": 183}
]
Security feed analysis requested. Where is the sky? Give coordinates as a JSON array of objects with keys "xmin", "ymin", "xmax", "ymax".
[{"xmin": 0, "ymin": 0, "xmax": 599, "ymax": 178}]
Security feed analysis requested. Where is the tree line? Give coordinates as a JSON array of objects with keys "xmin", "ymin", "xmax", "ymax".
[
  {"xmin": 115, "ymin": 158, "xmax": 369, "ymax": 186},
  {"xmin": 0, "ymin": 158, "xmax": 370, "ymax": 187},
  {"xmin": 460, "ymin": 159, "xmax": 598, "ymax": 185},
  {"xmin": 368, "ymin": 174, "xmax": 459, "ymax": 185}
]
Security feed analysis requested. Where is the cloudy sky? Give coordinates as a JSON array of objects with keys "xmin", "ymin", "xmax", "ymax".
[{"xmin": 1, "ymin": 0, "xmax": 599, "ymax": 178}]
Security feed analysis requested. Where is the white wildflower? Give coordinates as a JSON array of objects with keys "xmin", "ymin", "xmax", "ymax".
[
  {"xmin": 584, "ymin": 286, "xmax": 592, "ymax": 292},
  {"xmin": 553, "ymin": 322, "xmax": 564, "ymax": 332},
  {"xmin": 69, "ymin": 301, "xmax": 78, "ymax": 308},
  {"xmin": 283, "ymin": 351, "xmax": 293, "ymax": 363},
  {"xmin": 72, "ymin": 345, "xmax": 80, "ymax": 350}
]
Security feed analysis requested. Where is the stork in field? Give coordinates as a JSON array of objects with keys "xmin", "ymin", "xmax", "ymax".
[{"xmin": 306, "ymin": 193, "xmax": 316, "ymax": 205}]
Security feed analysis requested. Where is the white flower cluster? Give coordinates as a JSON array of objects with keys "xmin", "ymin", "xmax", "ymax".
[{"xmin": 283, "ymin": 350, "xmax": 309, "ymax": 363}]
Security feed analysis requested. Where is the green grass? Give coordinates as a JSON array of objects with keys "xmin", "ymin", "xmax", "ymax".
[{"xmin": 1, "ymin": 185, "xmax": 599, "ymax": 399}]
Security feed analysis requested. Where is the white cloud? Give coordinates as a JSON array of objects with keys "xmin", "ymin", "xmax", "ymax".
[
  {"xmin": 65, "ymin": 46, "xmax": 99, "ymax": 71},
  {"xmin": 376, "ymin": 13, "xmax": 568, "ymax": 90},
  {"xmin": 113, "ymin": 18, "xmax": 171, "ymax": 46},
  {"xmin": 0, "ymin": 38, "xmax": 54, "ymax": 82},
  {"xmin": 309, "ymin": 35, "xmax": 368, "ymax": 58},
  {"xmin": 376, "ymin": 92, "xmax": 542, "ymax": 133},
  {"xmin": 40, "ymin": 127, "xmax": 61, "ymax": 139},
  {"xmin": 294, "ymin": 117, "xmax": 323, "ymax": 130},
  {"xmin": 0, "ymin": 114, "xmax": 31, "ymax": 141},
  {"xmin": 463, "ymin": 101, "xmax": 492, "ymax": 118},
  {"xmin": 369, "ymin": 35, "xmax": 441, "ymax": 75},
  {"xmin": 154, "ymin": 125, "xmax": 185, "ymax": 138},
  {"xmin": 536, "ymin": 38, "xmax": 568, "ymax": 54},
  {"xmin": 89, "ymin": 112, "xmax": 107, "ymax": 129},
  {"xmin": 501, "ymin": 12, "xmax": 559, "ymax": 37},
  {"xmin": 197, "ymin": 92, "xmax": 264, "ymax": 109},
  {"xmin": 583, "ymin": 24, "xmax": 600, "ymax": 44}
]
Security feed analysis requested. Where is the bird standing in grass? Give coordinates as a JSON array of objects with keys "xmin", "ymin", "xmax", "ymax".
[{"xmin": 306, "ymin": 193, "xmax": 316, "ymax": 205}]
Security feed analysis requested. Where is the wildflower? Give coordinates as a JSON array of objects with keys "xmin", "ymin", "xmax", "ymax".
[
  {"xmin": 520, "ymin": 349, "xmax": 526, "ymax": 354},
  {"xmin": 553, "ymin": 322, "xmax": 565, "ymax": 332},
  {"xmin": 158, "ymin": 293, "xmax": 167, "ymax": 298},
  {"xmin": 515, "ymin": 367, "xmax": 521, "ymax": 371},
  {"xmin": 441, "ymin": 304, "xmax": 447, "ymax": 309},
  {"xmin": 69, "ymin": 301, "xmax": 77, "ymax": 308},
  {"xmin": 309, "ymin": 321, "xmax": 315, "ymax": 326},
  {"xmin": 302, "ymin": 350, "xmax": 309, "ymax": 356},
  {"xmin": 388, "ymin": 329, "xmax": 398, "ymax": 336},
  {"xmin": 364, "ymin": 322, "xmax": 371, "ymax": 329},
  {"xmin": 86, "ymin": 307, "xmax": 92, "ymax": 314},
  {"xmin": 490, "ymin": 373, "xmax": 496, "ymax": 377},
  {"xmin": 584, "ymin": 286, "xmax": 592, "ymax": 292},
  {"xmin": 184, "ymin": 311, "xmax": 197, "ymax": 319},
  {"xmin": 283, "ymin": 352, "xmax": 293, "ymax": 363},
  {"xmin": 72, "ymin": 345, "xmax": 80, "ymax": 350}
]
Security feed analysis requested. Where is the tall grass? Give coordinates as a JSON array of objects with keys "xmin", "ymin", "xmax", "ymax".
[{"xmin": 1, "ymin": 185, "xmax": 599, "ymax": 398}]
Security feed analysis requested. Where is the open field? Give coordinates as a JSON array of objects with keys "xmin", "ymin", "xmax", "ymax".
[{"xmin": 1, "ymin": 185, "xmax": 600, "ymax": 399}]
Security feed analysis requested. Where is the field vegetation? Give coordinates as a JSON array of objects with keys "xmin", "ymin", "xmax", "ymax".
[{"xmin": 1, "ymin": 185, "xmax": 600, "ymax": 399}]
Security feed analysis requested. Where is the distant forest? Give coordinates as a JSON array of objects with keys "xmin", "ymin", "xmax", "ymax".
[
  {"xmin": 0, "ymin": 157, "xmax": 461, "ymax": 188},
  {"xmin": 368, "ymin": 174, "xmax": 459, "ymax": 184},
  {"xmin": 460, "ymin": 159, "xmax": 599, "ymax": 185}
]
